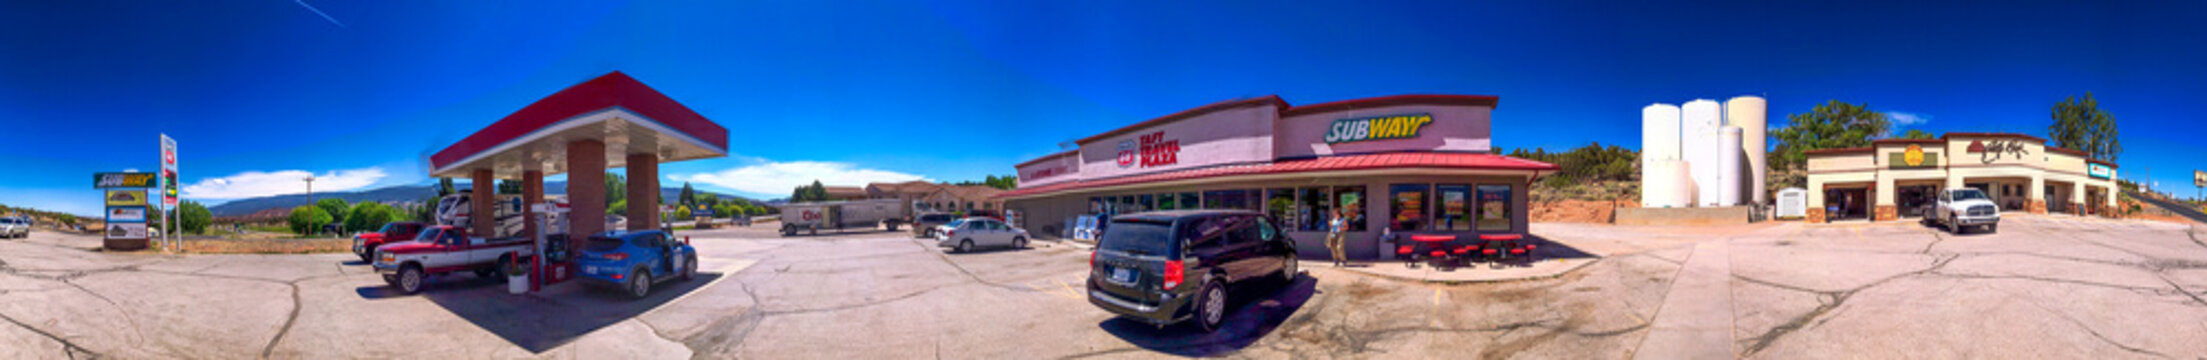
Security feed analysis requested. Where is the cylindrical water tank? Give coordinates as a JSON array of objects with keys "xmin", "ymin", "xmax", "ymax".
[
  {"xmin": 1642, "ymin": 160, "xmax": 1691, "ymax": 208},
  {"xmin": 1718, "ymin": 126, "xmax": 1743, "ymax": 206},
  {"xmin": 1682, "ymin": 100, "xmax": 1722, "ymax": 207},
  {"xmin": 1641, "ymin": 104, "xmax": 1682, "ymax": 161},
  {"xmin": 1726, "ymin": 96, "xmax": 1768, "ymax": 204}
]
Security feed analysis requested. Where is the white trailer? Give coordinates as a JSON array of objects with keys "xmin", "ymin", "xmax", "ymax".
[
  {"xmin": 435, "ymin": 194, "xmax": 570, "ymax": 239},
  {"xmin": 776, "ymin": 199, "xmax": 910, "ymax": 236}
]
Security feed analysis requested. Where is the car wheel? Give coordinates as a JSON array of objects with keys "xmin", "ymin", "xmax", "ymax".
[
  {"xmin": 956, "ymin": 240, "xmax": 973, "ymax": 253},
  {"xmin": 628, "ymin": 270, "xmax": 652, "ymax": 299},
  {"xmin": 1013, "ymin": 236, "xmax": 1028, "ymax": 249},
  {"xmin": 1278, "ymin": 254, "xmax": 1299, "ymax": 283},
  {"xmin": 492, "ymin": 257, "xmax": 514, "ymax": 283},
  {"xmin": 397, "ymin": 265, "xmax": 425, "ymax": 294},
  {"xmin": 1986, "ymin": 224, "xmax": 1997, "ymax": 233},
  {"xmin": 1195, "ymin": 281, "xmax": 1226, "ymax": 333},
  {"xmin": 681, "ymin": 254, "xmax": 698, "ymax": 281},
  {"xmin": 359, "ymin": 253, "xmax": 373, "ymax": 263},
  {"xmin": 1948, "ymin": 216, "xmax": 1960, "ymax": 234}
]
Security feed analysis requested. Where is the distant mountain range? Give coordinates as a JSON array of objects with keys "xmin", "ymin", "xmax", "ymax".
[{"xmin": 206, "ymin": 182, "xmax": 751, "ymax": 217}]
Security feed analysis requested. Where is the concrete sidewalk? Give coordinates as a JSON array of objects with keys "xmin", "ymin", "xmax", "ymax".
[{"xmin": 1633, "ymin": 240, "xmax": 1737, "ymax": 359}]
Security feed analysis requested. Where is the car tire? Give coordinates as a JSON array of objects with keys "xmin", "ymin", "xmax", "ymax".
[
  {"xmin": 956, "ymin": 240, "xmax": 973, "ymax": 253},
  {"xmin": 628, "ymin": 269, "xmax": 652, "ymax": 299},
  {"xmin": 1948, "ymin": 216, "xmax": 1960, "ymax": 234},
  {"xmin": 1277, "ymin": 255, "xmax": 1299, "ymax": 284},
  {"xmin": 1013, "ymin": 236, "xmax": 1028, "ymax": 249},
  {"xmin": 1986, "ymin": 224, "xmax": 1997, "ymax": 233},
  {"xmin": 359, "ymin": 253, "xmax": 373, "ymax": 263},
  {"xmin": 491, "ymin": 256, "xmax": 514, "ymax": 283},
  {"xmin": 1194, "ymin": 281, "xmax": 1226, "ymax": 333},
  {"xmin": 681, "ymin": 254, "xmax": 698, "ymax": 281},
  {"xmin": 397, "ymin": 265, "xmax": 425, "ymax": 294}
]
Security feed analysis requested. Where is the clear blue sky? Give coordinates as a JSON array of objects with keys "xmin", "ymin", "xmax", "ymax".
[{"xmin": 3, "ymin": 1, "xmax": 2203, "ymax": 216}]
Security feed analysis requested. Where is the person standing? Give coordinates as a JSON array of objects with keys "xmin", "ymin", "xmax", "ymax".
[{"xmin": 1326, "ymin": 209, "xmax": 1347, "ymax": 266}]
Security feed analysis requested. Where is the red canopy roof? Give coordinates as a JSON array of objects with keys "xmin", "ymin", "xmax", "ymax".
[
  {"xmin": 997, "ymin": 152, "xmax": 1557, "ymax": 199},
  {"xmin": 429, "ymin": 71, "xmax": 729, "ymax": 177}
]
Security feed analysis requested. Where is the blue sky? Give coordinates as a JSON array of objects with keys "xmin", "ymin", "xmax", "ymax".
[{"xmin": 3, "ymin": 1, "xmax": 2204, "ymax": 216}]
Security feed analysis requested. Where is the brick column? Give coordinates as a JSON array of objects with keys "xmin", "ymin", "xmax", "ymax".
[
  {"xmin": 1873, "ymin": 205, "xmax": 1897, "ymax": 221},
  {"xmin": 471, "ymin": 169, "xmax": 495, "ymax": 238},
  {"xmin": 627, "ymin": 153, "xmax": 660, "ymax": 231},
  {"xmin": 567, "ymin": 140, "xmax": 606, "ymax": 240},
  {"xmin": 2025, "ymin": 200, "xmax": 2046, "ymax": 214},
  {"xmin": 626, "ymin": 152, "xmax": 657, "ymax": 230},
  {"xmin": 522, "ymin": 170, "xmax": 543, "ymax": 238},
  {"xmin": 1805, "ymin": 208, "xmax": 1826, "ymax": 223}
]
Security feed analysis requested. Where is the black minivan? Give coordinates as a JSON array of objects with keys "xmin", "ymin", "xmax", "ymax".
[{"xmin": 1087, "ymin": 210, "xmax": 1299, "ymax": 332}]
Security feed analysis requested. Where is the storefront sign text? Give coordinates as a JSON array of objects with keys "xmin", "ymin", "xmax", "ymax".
[
  {"xmin": 1325, "ymin": 113, "xmax": 1434, "ymax": 144},
  {"xmin": 2087, "ymin": 163, "xmax": 2113, "ymax": 179},
  {"xmin": 93, "ymin": 173, "xmax": 158, "ymax": 188},
  {"xmin": 1966, "ymin": 139, "xmax": 2029, "ymax": 164},
  {"xmin": 1022, "ymin": 166, "xmax": 1071, "ymax": 182},
  {"xmin": 1116, "ymin": 131, "xmax": 1179, "ymax": 168},
  {"xmin": 1889, "ymin": 145, "xmax": 1939, "ymax": 169}
]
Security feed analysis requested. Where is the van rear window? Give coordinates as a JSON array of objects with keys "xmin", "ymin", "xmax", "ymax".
[{"xmin": 1099, "ymin": 220, "xmax": 1175, "ymax": 257}]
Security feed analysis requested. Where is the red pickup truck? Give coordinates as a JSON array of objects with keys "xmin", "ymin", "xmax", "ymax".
[
  {"xmin": 352, "ymin": 222, "xmax": 427, "ymax": 262},
  {"xmin": 372, "ymin": 225, "xmax": 534, "ymax": 294}
]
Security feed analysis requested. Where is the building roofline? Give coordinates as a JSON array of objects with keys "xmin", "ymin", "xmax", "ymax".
[
  {"xmin": 1804, "ymin": 147, "xmax": 1875, "ymax": 155},
  {"xmin": 1074, "ymin": 95, "xmax": 1289, "ymax": 145},
  {"xmin": 1941, "ymin": 132, "xmax": 2047, "ymax": 143},
  {"xmin": 1280, "ymin": 94, "xmax": 1500, "ymax": 117},
  {"xmin": 1013, "ymin": 150, "xmax": 1079, "ymax": 168}
]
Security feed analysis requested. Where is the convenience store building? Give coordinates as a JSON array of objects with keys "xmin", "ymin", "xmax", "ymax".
[
  {"xmin": 997, "ymin": 95, "xmax": 1557, "ymax": 260},
  {"xmin": 1803, "ymin": 133, "xmax": 2119, "ymax": 223}
]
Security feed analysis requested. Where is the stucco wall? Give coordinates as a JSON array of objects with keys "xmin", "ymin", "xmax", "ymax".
[
  {"xmin": 1077, "ymin": 105, "xmax": 1278, "ymax": 180},
  {"xmin": 1275, "ymin": 104, "xmax": 1493, "ymax": 158}
]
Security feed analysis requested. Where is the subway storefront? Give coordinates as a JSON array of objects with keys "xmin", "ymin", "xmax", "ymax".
[{"xmin": 997, "ymin": 95, "xmax": 1556, "ymax": 260}]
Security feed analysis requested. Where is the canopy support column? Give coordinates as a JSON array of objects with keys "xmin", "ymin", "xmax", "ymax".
[{"xmin": 626, "ymin": 153, "xmax": 660, "ymax": 231}]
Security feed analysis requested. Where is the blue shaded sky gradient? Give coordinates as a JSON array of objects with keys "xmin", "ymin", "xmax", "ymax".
[{"xmin": 3, "ymin": 1, "xmax": 2204, "ymax": 216}]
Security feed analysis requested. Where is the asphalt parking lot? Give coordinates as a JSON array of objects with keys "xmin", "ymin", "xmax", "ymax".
[{"xmin": 0, "ymin": 214, "xmax": 2201, "ymax": 358}]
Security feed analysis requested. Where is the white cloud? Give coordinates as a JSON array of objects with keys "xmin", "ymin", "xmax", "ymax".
[
  {"xmin": 1889, "ymin": 112, "xmax": 1931, "ymax": 126},
  {"xmin": 669, "ymin": 160, "xmax": 928, "ymax": 196},
  {"xmin": 182, "ymin": 167, "xmax": 388, "ymax": 199}
]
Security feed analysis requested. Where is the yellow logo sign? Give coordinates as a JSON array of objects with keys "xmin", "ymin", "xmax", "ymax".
[
  {"xmin": 1324, "ymin": 113, "xmax": 1435, "ymax": 144},
  {"xmin": 1903, "ymin": 145, "xmax": 1925, "ymax": 167},
  {"xmin": 105, "ymin": 190, "xmax": 147, "ymax": 207}
]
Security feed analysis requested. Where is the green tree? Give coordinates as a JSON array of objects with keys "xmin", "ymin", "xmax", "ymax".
[
  {"xmin": 1768, "ymin": 100, "xmax": 1890, "ymax": 189},
  {"xmin": 698, "ymin": 193, "xmax": 718, "ymax": 208},
  {"xmin": 288, "ymin": 205, "xmax": 332, "ymax": 235},
  {"xmin": 1899, "ymin": 129, "xmax": 1936, "ymax": 140},
  {"xmin": 605, "ymin": 172, "xmax": 627, "ymax": 208},
  {"xmin": 679, "ymin": 182, "xmax": 697, "ymax": 208},
  {"xmin": 608, "ymin": 199, "xmax": 627, "ymax": 216},
  {"xmin": 419, "ymin": 194, "xmax": 442, "ymax": 222},
  {"xmin": 344, "ymin": 202, "xmax": 400, "ymax": 233},
  {"xmin": 315, "ymin": 198, "xmax": 350, "ymax": 226},
  {"xmin": 673, "ymin": 206, "xmax": 691, "ymax": 220},
  {"xmin": 2048, "ymin": 92, "xmax": 2121, "ymax": 163},
  {"xmin": 177, "ymin": 200, "xmax": 212, "ymax": 235},
  {"xmin": 497, "ymin": 180, "xmax": 521, "ymax": 195},
  {"xmin": 436, "ymin": 178, "xmax": 457, "ymax": 197}
]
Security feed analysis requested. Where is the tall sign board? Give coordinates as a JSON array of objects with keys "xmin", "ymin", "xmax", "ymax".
[
  {"xmin": 159, "ymin": 134, "xmax": 178, "ymax": 252},
  {"xmin": 94, "ymin": 172, "xmax": 155, "ymax": 250}
]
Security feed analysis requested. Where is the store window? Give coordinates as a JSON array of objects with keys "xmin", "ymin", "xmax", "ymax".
[
  {"xmin": 1137, "ymin": 194, "xmax": 1155, "ymax": 212},
  {"xmin": 1436, "ymin": 185, "xmax": 1472, "ymax": 231},
  {"xmin": 1089, "ymin": 197, "xmax": 1104, "ymax": 214},
  {"xmin": 1477, "ymin": 184, "xmax": 1513, "ymax": 231},
  {"xmin": 1334, "ymin": 186, "xmax": 1368, "ymax": 232},
  {"xmin": 1389, "ymin": 184, "xmax": 1430, "ymax": 231},
  {"xmin": 1204, "ymin": 190, "xmax": 1252, "ymax": 210},
  {"xmin": 1117, "ymin": 196, "xmax": 1136, "ymax": 214},
  {"xmin": 1298, "ymin": 187, "xmax": 1331, "ymax": 231},
  {"xmin": 1265, "ymin": 188, "xmax": 1295, "ymax": 226},
  {"xmin": 1156, "ymin": 193, "xmax": 1178, "ymax": 210},
  {"xmin": 1178, "ymin": 192, "xmax": 1199, "ymax": 211}
]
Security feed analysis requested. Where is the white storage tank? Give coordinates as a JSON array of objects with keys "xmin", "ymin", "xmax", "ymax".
[
  {"xmin": 1726, "ymin": 96, "xmax": 1768, "ymax": 204},
  {"xmin": 1642, "ymin": 160, "xmax": 1692, "ymax": 208},
  {"xmin": 1682, "ymin": 99, "xmax": 1722, "ymax": 207},
  {"xmin": 1718, "ymin": 126, "xmax": 1744, "ymax": 206},
  {"xmin": 1641, "ymin": 103, "xmax": 1682, "ymax": 161}
]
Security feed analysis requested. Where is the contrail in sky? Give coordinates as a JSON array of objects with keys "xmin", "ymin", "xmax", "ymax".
[{"xmin": 294, "ymin": 0, "xmax": 345, "ymax": 27}]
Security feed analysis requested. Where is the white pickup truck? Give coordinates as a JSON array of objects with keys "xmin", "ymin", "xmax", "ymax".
[{"xmin": 1922, "ymin": 188, "xmax": 2000, "ymax": 234}]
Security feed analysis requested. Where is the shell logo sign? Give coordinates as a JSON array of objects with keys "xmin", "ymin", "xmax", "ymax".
[
  {"xmin": 1325, "ymin": 113, "xmax": 1434, "ymax": 144},
  {"xmin": 1903, "ymin": 145, "xmax": 1925, "ymax": 166}
]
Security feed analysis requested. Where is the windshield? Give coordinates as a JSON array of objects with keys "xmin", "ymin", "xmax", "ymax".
[
  {"xmin": 413, "ymin": 228, "xmax": 439, "ymax": 243},
  {"xmin": 378, "ymin": 223, "xmax": 405, "ymax": 235},
  {"xmin": 1098, "ymin": 220, "xmax": 1175, "ymax": 257},
  {"xmin": 1951, "ymin": 189, "xmax": 1989, "ymax": 201},
  {"xmin": 944, "ymin": 219, "xmax": 968, "ymax": 228}
]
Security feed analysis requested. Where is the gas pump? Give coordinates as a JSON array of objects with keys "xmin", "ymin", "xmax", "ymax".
[{"xmin": 529, "ymin": 202, "xmax": 575, "ymax": 291}]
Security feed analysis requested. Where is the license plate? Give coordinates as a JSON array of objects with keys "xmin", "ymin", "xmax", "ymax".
[
  {"xmin": 1110, "ymin": 268, "xmax": 1135, "ymax": 284},
  {"xmin": 583, "ymin": 267, "xmax": 597, "ymax": 275}
]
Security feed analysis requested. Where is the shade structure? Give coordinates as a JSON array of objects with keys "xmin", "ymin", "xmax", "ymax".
[{"xmin": 429, "ymin": 71, "xmax": 730, "ymax": 179}]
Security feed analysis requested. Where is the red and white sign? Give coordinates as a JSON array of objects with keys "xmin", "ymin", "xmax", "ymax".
[{"xmin": 1136, "ymin": 131, "xmax": 1179, "ymax": 168}]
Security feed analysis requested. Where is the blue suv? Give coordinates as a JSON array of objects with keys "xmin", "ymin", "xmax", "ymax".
[{"xmin": 576, "ymin": 230, "xmax": 698, "ymax": 299}]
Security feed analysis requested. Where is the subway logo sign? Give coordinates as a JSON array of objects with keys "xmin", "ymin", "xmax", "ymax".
[{"xmin": 1324, "ymin": 113, "xmax": 1434, "ymax": 144}]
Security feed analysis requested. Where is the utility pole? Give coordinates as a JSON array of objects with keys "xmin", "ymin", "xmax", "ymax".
[{"xmin": 304, "ymin": 176, "xmax": 316, "ymax": 203}]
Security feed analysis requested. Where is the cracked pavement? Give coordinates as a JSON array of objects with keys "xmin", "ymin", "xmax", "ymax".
[{"xmin": 0, "ymin": 214, "xmax": 2200, "ymax": 359}]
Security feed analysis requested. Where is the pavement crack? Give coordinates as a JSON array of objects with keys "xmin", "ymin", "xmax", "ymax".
[
  {"xmin": 2156, "ymin": 275, "xmax": 2207, "ymax": 307},
  {"xmin": 2014, "ymin": 293, "xmax": 2172, "ymax": 358},
  {"xmin": 259, "ymin": 282, "xmax": 303, "ymax": 359},
  {"xmin": 0, "ymin": 311, "xmax": 101, "ymax": 358},
  {"xmin": 907, "ymin": 238, "xmax": 1046, "ymax": 293}
]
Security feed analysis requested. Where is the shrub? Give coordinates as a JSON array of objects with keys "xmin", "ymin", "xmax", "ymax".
[{"xmin": 288, "ymin": 206, "xmax": 333, "ymax": 235}]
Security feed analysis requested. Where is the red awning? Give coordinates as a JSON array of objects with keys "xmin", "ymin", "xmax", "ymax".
[
  {"xmin": 429, "ymin": 71, "xmax": 730, "ymax": 178},
  {"xmin": 996, "ymin": 152, "xmax": 1557, "ymax": 199}
]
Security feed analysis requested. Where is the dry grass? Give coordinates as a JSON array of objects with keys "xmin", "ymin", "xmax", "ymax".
[{"xmin": 181, "ymin": 238, "xmax": 349, "ymax": 254}]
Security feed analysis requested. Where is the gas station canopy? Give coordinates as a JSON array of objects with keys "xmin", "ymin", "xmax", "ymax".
[{"xmin": 429, "ymin": 71, "xmax": 730, "ymax": 179}]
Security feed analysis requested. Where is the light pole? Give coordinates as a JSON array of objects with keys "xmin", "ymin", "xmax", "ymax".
[{"xmin": 304, "ymin": 176, "xmax": 316, "ymax": 203}]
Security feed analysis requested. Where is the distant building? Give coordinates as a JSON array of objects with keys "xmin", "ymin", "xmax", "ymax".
[
  {"xmin": 1803, "ymin": 132, "xmax": 2119, "ymax": 223},
  {"xmin": 924, "ymin": 185, "xmax": 1006, "ymax": 213},
  {"xmin": 823, "ymin": 186, "xmax": 868, "ymax": 201}
]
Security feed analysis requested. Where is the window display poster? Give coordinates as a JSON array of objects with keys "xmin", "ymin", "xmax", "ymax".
[{"xmin": 1477, "ymin": 185, "xmax": 1511, "ymax": 231}]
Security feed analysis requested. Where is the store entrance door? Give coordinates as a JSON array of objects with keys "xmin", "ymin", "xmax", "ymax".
[
  {"xmin": 1897, "ymin": 184, "xmax": 1940, "ymax": 218},
  {"xmin": 1823, "ymin": 187, "xmax": 1871, "ymax": 221}
]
